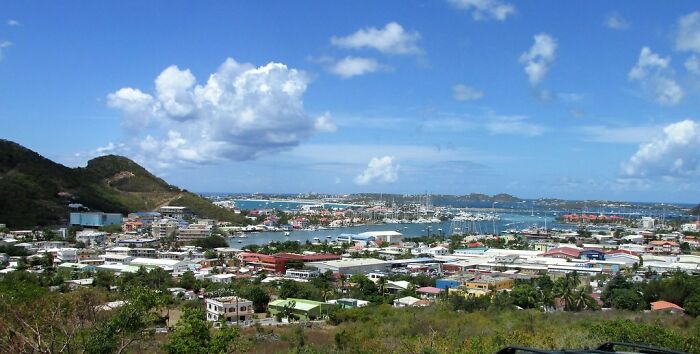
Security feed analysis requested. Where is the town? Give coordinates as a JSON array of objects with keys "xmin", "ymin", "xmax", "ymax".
[{"xmin": 1, "ymin": 197, "xmax": 700, "ymax": 352}]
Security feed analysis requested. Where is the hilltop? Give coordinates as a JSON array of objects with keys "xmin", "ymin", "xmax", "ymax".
[{"xmin": 0, "ymin": 139, "xmax": 244, "ymax": 228}]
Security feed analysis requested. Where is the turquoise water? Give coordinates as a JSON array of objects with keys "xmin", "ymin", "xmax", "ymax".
[{"xmin": 227, "ymin": 212, "xmax": 574, "ymax": 248}]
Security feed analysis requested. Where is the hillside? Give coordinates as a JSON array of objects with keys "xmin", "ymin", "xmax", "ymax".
[{"xmin": 0, "ymin": 139, "xmax": 244, "ymax": 228}]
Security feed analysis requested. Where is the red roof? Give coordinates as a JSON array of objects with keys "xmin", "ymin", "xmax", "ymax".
[
  {"xmin": 651, "ymin": 301, "xmax": 684, "ymax": 312},
  {"xmin": 417, "ymin": 286, "xmax": 443, "ymax": 295},
  {"xmin": 542, "ymin": 247, "xmax": 581, "ymax": 258},
  {"xmin": 606, "ymin": 249, "xmax": 639, "ymax": 256}
]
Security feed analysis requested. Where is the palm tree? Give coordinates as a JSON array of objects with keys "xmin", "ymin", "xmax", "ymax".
[
  {"xmin": 554, "ymin": 272, "xmax": 580, "ymax": 311},
  {"xmin": 571, "ymin": 287, "xmax": 598, "ymax": 311},
  {"xmin": 377, "ymin": 277, "xmax": 388, "ymax": 297}
]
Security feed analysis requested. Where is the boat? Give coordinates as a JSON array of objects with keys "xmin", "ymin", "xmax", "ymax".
[{"xmin": 284, "ymin": 231, "xmax": 290, "ymax": 236}]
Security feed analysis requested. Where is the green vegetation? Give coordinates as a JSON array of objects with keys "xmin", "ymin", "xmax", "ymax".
[
  {"xmin": 0, "ymin": 139, "xmax": 244, "ymax": 228},
  {"xmin": 193, "ymin": 235, "xmax": 229, "ymax": 250}
]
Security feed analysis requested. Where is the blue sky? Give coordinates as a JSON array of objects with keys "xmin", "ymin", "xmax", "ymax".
[{"xmin": 3, "ymin": 1, "xmax": 700, "ymax": 203}]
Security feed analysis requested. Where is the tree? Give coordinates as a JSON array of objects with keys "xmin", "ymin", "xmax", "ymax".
[
  {"xmin": 179, "ymin": 270, "xmax": 197, "ymax": 290},
  {"xmin": 163, "ymin": 307, "xmax": 211, "ymax": 354},
  {"xmin": 94, "ymin": 270, "xmax": 115, "ymax": 290},
  {"xmin": 239, "ymin": 285, "xmax": 270, "ymax": 313},
  {"xmin": 194, "ymin": 235, "xmax": 228, "ymax": 250},
  {"xmin": 683, "ymin": 293, "xmax": 700, "ymax": 317},
  {"xmin": 609, "ymin": 288, "xmax": 646, "ymax": 311},
  {"xmin": 204, "ymin": 249, "xmax": 218, "ymax": 259},
  {"xmin": 510, "ymin": 283, "xmax": 541, "ymax": 309}
]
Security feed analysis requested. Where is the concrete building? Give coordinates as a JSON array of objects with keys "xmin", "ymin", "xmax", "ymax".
[
  {"xmin": 75, "ymin": 230, "xmax": 107, "ymax": 247},
  {"xmin": 177, "ymin": 223, "xmax": 213, "ymax": 242},
  {"xmin": 285, "ymin": 269, "xmax": 319, "ymax": 279},
  {"xmin": 307, "ymin": 258, "xmax": 391, "ymax": 275},
  {"xmin": 206, "ymin": 296, "xmax": 254, "ymax": 326},
  {"xmin": 151, "ymin": 219, "xmax": 179, "ymax": 239},
  {"xmin": 158, "ymin": 206, "xmax": 193, "ymax": 220},
  {"xmin": 357, "ymin": 231, "xmax": 403, "ymax": 244},
  {"xmin": 640, "ymin": 217, "xmax": 655, "ymax": 229},
  {"xmin": 268, "ymin": 298, "xmax": 336, "ymax": 321},
  {"xmin": 70, "ymin": 212, "xmax": 123, "ymax": 228},
  {"xmin": 116, "ymin": 238, "xmax": 159, "ymax": 248},
  {"xmin": 129, "ymin": 258, "xmax": 193, "ymax": 273},
  {"xmin": 55, "ymin": 248, "xmax": 78, "ymax": 263}
]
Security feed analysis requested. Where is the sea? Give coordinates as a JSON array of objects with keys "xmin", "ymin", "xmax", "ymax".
[{"xmin": 224, "ymin": 198, "xmax": 693, "ymax": 248}]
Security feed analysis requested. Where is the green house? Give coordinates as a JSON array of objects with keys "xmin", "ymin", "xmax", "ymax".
[{"xmin": 268, "ymin": 298, "xmax": 337, "ymax": 321}]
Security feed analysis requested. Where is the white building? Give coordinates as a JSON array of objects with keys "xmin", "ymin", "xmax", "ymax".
[
  {"xmin": 56, "ymin": 248, "xmax": 78, "ymax": 263},
  {"xmin": 129, "ymin": 258, "xmax": 193, "ymax": 273},
  {"xmin": 151, "ymin": 219, "xmax": 179, "ymax": 239},
  {"xmin": 205, "ymin": 296, "xmax": 254, "ymax": 327},
  {"xmin": 308, "ymin": 258, "xmax": 391, "ymax": 275},
  {"xmin": 640, "ymin": 217, "xmax": 655, "ymax": 229},
  {"xmin": 177, "ymin": 223, "xmax": 213, "ymax": 242},
  {"xmin": 357, "ymin": 231, "xmax": 403, "ymax": 244},
  {"xmin": 210, "ymin": 273, "xmax": 236, "ymax": 284},
  {"xmin": 76, "ymin": 230, "xmax": 107, "ymax": 247},
  {"xmin": 285, "ymin": 269, "xmax": 319, "ymax": 279}
]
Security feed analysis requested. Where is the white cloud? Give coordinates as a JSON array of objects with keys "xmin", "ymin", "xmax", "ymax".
[
  {"xmin": 106, "ymin": 57, "xmax": 333, "ymax": 167},
  {"xmin": 622, "ymin": 120, "xmax": 700, "ymax": 178},
  {"xmin": 675, "ymin": 12, "xmax": 700, "ymax": 53},
  {"xmin": 685, "ymin": 55, "xmax": 700, "ymax": 75},
  {"xmin": 7, "ymin": 19, "xmax": 20, "ymax": 27},
  {"xmin": 485, "ymin": 115, "xmax": 544, "ymax": 137},
  {"xmin": 328, "ymin": 56, "xmax": 382, "ymax": 78},
  {"xmin": 452, "ymin": 84, "xmax": 484, "ymax": 101},
  {"xmin": 579, "ymin": 124, "xmax": 661, "ymax": 144},
  {"xmin": 0, "ymin": 40, "xmax": 12, "ymax": 60},
  {"xmin": 604, "ymin": 13, "xmax": 630, "ymax": 30},
  {"xmin": 628, "ymin": 47, "xmax": 683, "ymax": 106},
  {"xmin": 331, "ymin": 22, "xmax": 421, "ymax": 55},
  {"xmin": 313, "ymin": 112, "xmax": 337, "ymax": 132},
  {"xmin": 447, "ymin": 0, "xmax": 515, "ymax": 21},
  {"xmin": 519, "ymin": 33, "xmax": 556, "ymax": 86},
  {"xmin": 354, "ymin": 156, "xmax": 399, "ymax": 185}
]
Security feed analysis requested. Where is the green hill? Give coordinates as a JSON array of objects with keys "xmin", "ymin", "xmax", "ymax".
[{"xmin": 0, "ymin": 139, "xmax": 244, "ymax": 228}]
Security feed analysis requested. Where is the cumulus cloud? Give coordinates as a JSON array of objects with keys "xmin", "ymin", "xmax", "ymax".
[
  {"xmin": 7, "ymin": 19, "xmax": 20, "ymax": 27},
  {"xmin": 685, "ymin": 55, "xmax": 700, "ymax": 75},
  {"xmin": 675, "ymin": 12, "xmax": 700, "ymax": 53},
  {"xmin": 328, "ymin": 56, "xmax": 382, "ymax": 78},
  {"xmin": 106, "ymin": 57, "xmax": 333, "ymax": 167},
  {"xmin": 452, "ymin": 84, "xmax": 484, "ymax": 101},
  {"xmin": 485, "ymin": 115, "xmax": 544, "ymax": 137},
  {"xmin": 604, "ymin": 13, "xmax": 630, "ymax": 30},
  {"xmin": 519, "ymin": 33, "xmax": 556, "ymax": 86},
  {"xmin": 628, "ymin": 47, "xmax": 684, "ymax": 106},
  {"xmin": 331, "ymin": 22, "xmax": 422, "ymax": 55},
  {"xmin": 0, "ymin": 40, "xmax": 12, "ymax": 60},
  {"xmin": 354, "ymin": 156, "xmax": 399, "ymax": 185},
  {"xmin": 447, "ymin": 0, "xmax": 515, "ymax": 21},
  {"xmin": 622, "ymin": 120, "xmax": 700, "ymax": 178}
]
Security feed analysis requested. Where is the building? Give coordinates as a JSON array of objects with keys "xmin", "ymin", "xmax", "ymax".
[
  {"xmin": 307, "ymin": 258, "xmax": 391, "ymax": 275},
  {"xmin": 393, "ymin": 296, "xmax": 430, "ymax": 308},
  {"xmin": 206, "ymin": 297, "xmax": 254, "ymax": 326},
  {"xmin": 647, "ymin": 241, "xmax": 681, "ymax": 255},
  {"xmin": 177, "ymin": 223, "xmax": 213, "ymax": 242},
  {"xmin": 122, "ymin": 221, "xmax": 144, "ymax": 233},
  {"xmin": 75, "ymin": 230, "xmax": 107, "ymax": 247},
  {"xmin": 650, "ymin": 301, "xmax": 684, "ymax": 315},
  {"xmin": 151, "ymin": 219, "xmax": 179, "ymax": 239},
  {"xmin": 460, "ymin": 274, "xmax": 514, "ymax": 297},
  {"xmin": 268, "ymin": 298, "xmax": 336, "ymax": 321},
  {"xmin": 128, "ymin": 258, "xmax": 193, "ymax": 273},
  {"xmin": 70, "ymin": 212, "xmax": 123, "ymax": 228},
  {"xmin": 640, "ymin": 217, "xmax": 656, "ymax": 229},
  {"xmin": 56, "ymin": 248, "xmax": 78, "ymax": 263},
  {"xmin": 285, "ymin": 269, "xmax": 319, "ymax": 279},
  {"xmin": 541, "ymin": 247, "xmax": 581, "ymax": 260},
  {"xmin": 158, "ymin": 206, "xmax": 193, "ymax": 220},
  {"xmin": 239, "ymin": 252, "xmax": 341, "ymax": 273},
  {"xmin": 357, "ymin": 231, "xmax": 403, "ymax": 244},
  {"xmin": 116, "ymin": 238, "xmax": 160, "ymax": 248},
  {"xmin": 210, "ymin": 273, "xmax": 236, "ymax": 284}
]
